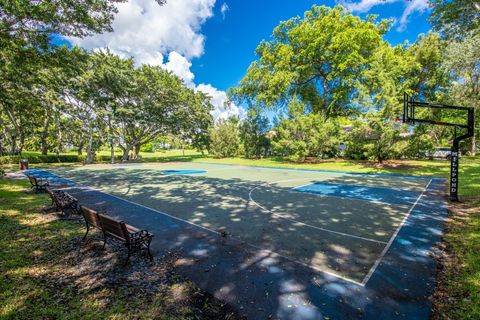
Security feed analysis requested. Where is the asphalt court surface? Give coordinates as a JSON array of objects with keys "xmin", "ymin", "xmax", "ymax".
[{"xmin": 48, "ymin": 162, "xmax": 433, "ymax": 284}]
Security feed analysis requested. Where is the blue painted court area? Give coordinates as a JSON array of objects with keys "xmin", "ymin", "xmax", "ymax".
[
  {"xmin": 293, "ymin": 182, "xmax": 421, "ymax": 206},
  {"xmin": 160, "ymin": 169, "xmax": 207, "ymax": 175}
]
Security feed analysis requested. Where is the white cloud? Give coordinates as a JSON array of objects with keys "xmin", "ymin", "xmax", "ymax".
[
  {"xmin": 397, "ymin": 0, "xmax": 430, "ymax": 31},
  {"xmin": 340, "ymin": 0, "xmax": 431, "ymax": 31},
  {"xmin": 163, "ymin": 52, "xmax": 195, "ymax": 87},
  {"xmin": 341, "ymin": 0, "xmax": 397, "ymax": 13},
  {"xmin": 196, "ymin": 84, "xmax": 245, "ymax": 121},
  {"xmin": 68, "ymin": 0, "xmax": 215, "ymax": 63},
  {"xmin": 68, "ymin": 0, "xmax": 244, "ymax": 120},
  {"xmin": 160, "ymin": 54, "xmax": 243, "ymax": 120},
  {"xmin": 220, "ymin": 2, "xmax": 229, "ymax": 20}
]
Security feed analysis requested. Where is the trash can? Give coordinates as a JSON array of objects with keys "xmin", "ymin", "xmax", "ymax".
[{"xmin": 19, "ymin": 159, "xmax": 29, "ymax": 170}]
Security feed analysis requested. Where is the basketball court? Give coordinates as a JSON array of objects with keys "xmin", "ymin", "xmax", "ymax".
[{"xmin": 43, "ymin": 162, "xmax": 438, "ymax": 286}]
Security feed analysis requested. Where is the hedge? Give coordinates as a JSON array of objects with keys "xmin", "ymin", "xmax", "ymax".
[{"xmin": 0, "ymin": 154, "xmax": 123, "ymax": 165}]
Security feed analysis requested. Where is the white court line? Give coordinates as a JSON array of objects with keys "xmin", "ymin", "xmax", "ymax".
[
  {"xmin": 360, "ymin": 178, "xmax": 433, "ymax": 286},
  {"xmin": 248, "ymin": 185, "xmax": 388, "ymax": 245},
  {"xmin": 32, "ymin": 169, "xmax": 364, "ymax": 286}
]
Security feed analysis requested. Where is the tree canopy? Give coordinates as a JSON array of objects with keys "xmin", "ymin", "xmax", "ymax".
[{"xmin": 229, "ymin": 5, "xmax": 392, "ymax": 117}]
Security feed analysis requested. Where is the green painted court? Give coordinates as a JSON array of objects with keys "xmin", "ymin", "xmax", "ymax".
[{"xmin": 48, "ymin": 162, "xmax": 433, "ymax": 285}]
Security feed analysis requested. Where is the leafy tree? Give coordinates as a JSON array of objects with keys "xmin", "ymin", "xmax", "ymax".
[
  {"xmin": 402, "ymin": 125, "xmax": 436, "ymax": 159},
  {"xmin": 429, "ymin": 0, "xmax": 480, "ymax": 40},
  {"xmin": 209, "ymin": 117, "xmax": 240, "ymax": 158},
  {"xmin": 0, "ymin": 0, "xmax": 168, "ymax": 156},
  {"xmin": 345, "ymin": 114, "xmax": 402, "ymax": 163},
  {"xmin": 76, "ymin": 51, "xmax": 212, "ymax": 162},
  {"xmin": 443, "ymin": 31, "xmax": 480, "ymax": 155},
  {"xmin": 405, "ymin": 33, "xmax": 451, "ymax": 101},
  {"xmin": 239, "ymin": 109, "xmax": 270, "ymax": 158},
  {"xmin": 229, "ymin": 5, "xmax": 391, "ymax": 117},
  {"xmin": 272, "ymin": 98, "xmax": 341, "ymax": 161},
  {"xmin": 0, "ymin": 0, "xmax": 165, "ymax": 47}
]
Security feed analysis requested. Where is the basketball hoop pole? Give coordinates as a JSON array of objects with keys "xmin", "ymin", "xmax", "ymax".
[{"xmin": 403, "ymin": 93, "xmax": 475, "ymax": 202}]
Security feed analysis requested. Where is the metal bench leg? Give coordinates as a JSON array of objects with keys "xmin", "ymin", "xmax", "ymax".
[
  {"xmin": 124, "ymin": 246, "xmax": 131, "ymax": 266},
  {"xmin": 146, "ymin": 241, "xmax": 153, "ymax": 260},
  {"xmin": 82, "ymin": 224, "xmax": 90, "ymax": 241},
  {"xmin": 102, "ymin": 233, "xmax": 108, "ymax": 249}
]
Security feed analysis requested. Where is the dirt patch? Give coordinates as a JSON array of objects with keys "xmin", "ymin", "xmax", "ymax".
[{"xmin": 32, "ymin": 213, "xmax": 244, "ymax": 319}]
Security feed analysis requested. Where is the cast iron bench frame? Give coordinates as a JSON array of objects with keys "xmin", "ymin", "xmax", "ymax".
[
  {"xmin": 46, "ymin": 188, "xmax": 80, "ymax": 216},
  {"xmin": 27, "ymin": 175, "xmax": 50, "ymax": 193},
  {"xmin": 80, "ymin": 206, "xmax": 154, "ymax": 264}
]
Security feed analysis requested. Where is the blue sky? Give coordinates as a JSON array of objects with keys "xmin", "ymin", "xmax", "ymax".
[
  {"xmin": 193, "ymin": 0, "xmax": 432, "ymax": 91},
  {"xmin": 65, "ymin": 0, "xmax": 433, "ymax": 119}
]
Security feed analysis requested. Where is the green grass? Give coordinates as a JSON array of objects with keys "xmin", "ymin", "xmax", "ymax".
[
  {"xmin": 432, "ymin": 199, "xmax": 480, "ymax": 319},
  {"xmin": 0, "ymin": 179, "xmax": 238, "ymax": 320}
]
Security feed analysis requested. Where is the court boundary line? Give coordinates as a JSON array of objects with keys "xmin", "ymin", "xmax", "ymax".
[
  {"xmin": 29, "ymin": 169, "xmax": 365, "ymax": 287},
  {"xmin": 360, "ymin": 178, "xmax": 434, "ymax": 286},
  {"xmin": 248, "ymin": 184, "xmax": 389, "ymax": 245}
]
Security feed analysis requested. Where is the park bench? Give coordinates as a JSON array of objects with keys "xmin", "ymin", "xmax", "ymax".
[
  {"xmin": 80, "ymin": 206, "xmax": 154, "ymax": 264},
  {"xmin": 46, "ymin": 188, "xmax": 80, "ymax": 216},
  {"xmin": 27, "ymin": 175, "xmax": 50, "ymax": 193}
]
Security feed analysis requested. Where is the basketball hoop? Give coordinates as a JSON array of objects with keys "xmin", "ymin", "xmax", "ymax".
[{"xmin": 402, "ymin": 92, "xmax": 475, "ymax": 202}]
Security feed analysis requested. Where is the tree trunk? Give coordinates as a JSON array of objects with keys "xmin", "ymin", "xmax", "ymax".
[
  {"xmin": 56, "ymin": 129, "xmax": 62, "ymax": 156},
  {"xmin": 86, "ymin": 128, "xmax": 94, "ymax": 164},
  {"xmin": 110, "ymin": 142, "xmax": 115, "ymax": 164},
  {"xmin": 10, "ymin": 134, "xmax": 17, "ymax": 155},
  {"xmin": 78, "ymin": 141, "xmax": 84, "ymax": 155},
  {"xmin": 108, "ymin": 116, "xmax": 115, "ymax": 164},
  {"xmin": 41, "ymin": 117, "xmax": 50, "ymax": 155},
  {"xmin": 471, "ymin": 134, "xmax": 476, "ymax": 157},
  {"xmin": 131, "ymin": 143, "xmax": 141, "ymax": 160},
  {"xmin": 18, "ymin": 130, "xmax": 25, "ymax": 154},
  {"xmin": 119, "ymin": 144, "xmax": 131, "ymax": 161}
]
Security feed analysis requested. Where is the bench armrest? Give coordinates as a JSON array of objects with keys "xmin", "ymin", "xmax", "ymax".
[{"xmin": 128, "ymin": 229, "xmax": 153, "ymax": 243}]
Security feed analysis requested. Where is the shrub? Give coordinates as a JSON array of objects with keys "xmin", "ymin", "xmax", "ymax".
[
  {"xmin": 0, "ymin": 154, "xmax": 87, "ymax": 164},
  {"xmin": 95, "ymin": 154, "xmax": 123, "ymax": 162},
  {"xmin": 0, "ymin": 167, "xmax": 5, "ymax": 177},
  {"xmin": 272, "ymin": 100, "xmax": 341, "ymax": 161},
  {"xmin": 209, "ymin": 117, "xmax": 241, "ymax": 158},
  {"xmin": 345, "ymin": 115, "xmax": 403, "ymax": 163}
]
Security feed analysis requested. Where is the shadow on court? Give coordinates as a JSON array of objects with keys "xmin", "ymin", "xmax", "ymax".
[{"xmin": 27, "ymin": 166, "xmax": 447, "ymax": 320}]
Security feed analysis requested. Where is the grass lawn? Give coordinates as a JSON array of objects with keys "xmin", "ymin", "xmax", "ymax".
[
  {"xmin": 432, "ymin": 198, "xmax": 480, "ymax": 319},
  {"xmin": 0, "ymin": 178, "xmax": 240, "ymax": 320}
]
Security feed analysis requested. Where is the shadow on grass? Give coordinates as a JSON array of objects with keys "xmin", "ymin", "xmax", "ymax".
[{"xmin": 0, "ymin": 180, "xmax": 241, "ymax": 319}]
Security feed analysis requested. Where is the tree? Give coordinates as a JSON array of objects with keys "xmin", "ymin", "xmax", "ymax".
[
  {"xmin": 209, "ymin": 117, "xmax": 241, "ymax": 158},
  {"xmin": 271, "ymin": 98, "xmax": 341, "ymax": 161},
  {"xmin": 443, "ymin": 32, "xmax": 480, "ymax": 155},
  {"xmin": 239, "ymin": 109, "xmax": 270, "ymax": 159},
  {"xmin": 74, "ymin": 51, "xmax": 212, "ymax": 162},
  {"xmin": 345, "ymin": 114, "xmax": 402, "ymax": 163},
  {"xmin": 429, "ymin": 0, "xmax": 480, "ymax": 40},
  {"xmin": 403, "ymin": 125, "xmax": 436, "ymax": 159},
  {"xmin": 0, "ymin": 0, "xmax": 165, "ymax": 47},
  {"xmin": 229, "ymin": 5, "xmax": 391, "ymax": 117},
  {"xmin": 0, "ymin": 0, "xmax": 165, "ymax": 156}
]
